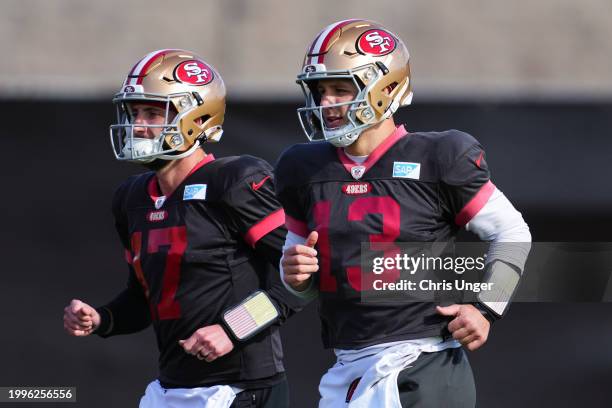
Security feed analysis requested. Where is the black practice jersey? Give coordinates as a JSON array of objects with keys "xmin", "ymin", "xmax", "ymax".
[
  {"xmin": 275, "ymin": 126, "xmax": 494, "ymax": 349},
  {"xmin": 96, "ymin": 154, "xmax": 302, "ymax": 388}
]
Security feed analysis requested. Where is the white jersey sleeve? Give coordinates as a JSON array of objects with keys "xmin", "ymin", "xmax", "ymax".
[{"xmin": 466, "ymin": 187, "xmax": 532, "ymax": 271}]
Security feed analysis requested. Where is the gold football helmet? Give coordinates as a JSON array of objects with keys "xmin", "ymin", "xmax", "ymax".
[
  {"xmin": 297, "ymin": 20, "xmax": 413, "ymax": 147},
  {"xmin": 110, "ymin": 49, "xmax": 226, "ymax": 163}
]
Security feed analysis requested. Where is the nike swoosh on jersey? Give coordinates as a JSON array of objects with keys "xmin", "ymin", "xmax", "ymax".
[{"xmin": 251, "ymin": 176, "xmax": 271, "ymax": 191}]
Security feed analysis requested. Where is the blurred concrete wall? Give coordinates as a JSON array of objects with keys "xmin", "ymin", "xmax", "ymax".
[{"xmin": 1, "ymin": 0, "xmax": 611, "ymax": 99}]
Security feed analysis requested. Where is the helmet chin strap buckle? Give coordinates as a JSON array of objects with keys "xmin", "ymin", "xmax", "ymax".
[
  {"xmin": 204, "ymin": 126, "xmax": 223, "ymax": 142},
  {"xmin": 159, "ymin": 140, "xmax": 201, "ymax": 161},
  {"xmin": 169, "ymin": 134, "xmax": 183, "ymax": 147},
  {"xmin": 329, "ymin": 130, "xmax": 360, "ymax": 148},
  {"xmin": 401, "ymin": 91, "xmax": 414, "ymax": 106}
]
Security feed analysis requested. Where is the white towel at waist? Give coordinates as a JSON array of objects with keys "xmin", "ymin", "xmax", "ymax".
[
  {"xmin": 319, "ymin": 337, "xmax": 460, "ymax": 408},
  {"xmin": 140, "ymin": 380, "xmax": 243, "ymax": 408}
]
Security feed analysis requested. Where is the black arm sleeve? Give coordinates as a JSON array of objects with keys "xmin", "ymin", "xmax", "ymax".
[
  {"xmin": 222, "ymin": 160, "xmax": 311, "ymax": 324},
  {"xmin": 95, "ymin": 177, "xmax": 152, "ymax": 337},
  {"xmin": 95, "ymin": 269, "xmax": 152, "ymax": 337},
  {"xmin": 274, "ymin": 146, "xmax": 309, "ymax": 236},
  {"xmin": 254, "ymin": 223, "xmax": 285, "ymax": 268},
  {"xmin": 253, "ymin": 225, "xmax": 312, "ymax": 324}
]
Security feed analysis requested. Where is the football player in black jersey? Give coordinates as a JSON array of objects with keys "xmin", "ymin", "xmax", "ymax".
[
  {"xmin": 63, "ymin": 49, "xmax": 303, "ymax": 407},
  {"xmin": 276, "ymin": 20, "xmax": 531, "ymax": 407}
]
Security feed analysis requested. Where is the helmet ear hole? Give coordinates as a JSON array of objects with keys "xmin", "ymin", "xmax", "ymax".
[
  {"xmin": 196, "ymin": 115, "xmax": 211, "ymax": 139},
  {"xmin": 383, "ymin": 82, "xmax": 398, "ymax": 96},
  {"xmin": 199, "ymin": 115, "xmax": 211, "ymax": 125}
]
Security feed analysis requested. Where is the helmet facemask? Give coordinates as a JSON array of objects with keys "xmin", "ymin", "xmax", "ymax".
[
  {"xmin": 297, "ymin": 20, "xmax": 413, "ymax": 147},
  {"xmin": 109, "ymin": 50, "xmax": 227, "ymax": 166},
  {"xmin": 296, "ymin": 65, "xmax": 388, "ymax": 148},
  {"xmin": 110, "ymin": 92, "xmax": 205, "ymax": 163}
]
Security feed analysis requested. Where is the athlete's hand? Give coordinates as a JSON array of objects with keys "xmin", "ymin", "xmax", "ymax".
[
  {"xmin": 281, "ymin": 231, "xmax": 319, "ymax": 291},
  {"xmin": 436, "ymin": 304, "xmax": 490, "ymax": 351},
  {"xmin": 63, "ymin": 299, "xmax": 100, "ymax": 337},
  {"xmin": 179, "ymin": 324, "xmax": 234, "ymax": 363}
]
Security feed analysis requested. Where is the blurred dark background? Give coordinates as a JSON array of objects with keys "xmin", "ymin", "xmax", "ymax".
[{"xmin": 1, "ymin": 99, "xmax": 611, "ymax": 407}]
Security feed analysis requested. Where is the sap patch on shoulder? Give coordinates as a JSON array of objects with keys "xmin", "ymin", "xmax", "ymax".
[
  {"xmin": 392, "ymin": 162, "xmax": 421, "ymax": 179},
  {"xmin": 183, "ymin": 184, "xmax": 207, "ymax": 200}
]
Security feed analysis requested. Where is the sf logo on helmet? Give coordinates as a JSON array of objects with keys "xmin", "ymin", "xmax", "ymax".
[
  {"xmin": 357, "ymin": 29, "xmax": 397, "ymax": 56},
  {"xmin": 174, "ymin": 60, "xmax": 215, "ymax": 86}
]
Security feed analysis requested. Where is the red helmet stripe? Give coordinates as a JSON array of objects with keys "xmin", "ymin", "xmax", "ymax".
[
  {"xmin": 126, "ymin": 61, "xmax": 140, "ymax": 81},
  {"xmin": 307, "ymin": 29, "xmax": 324, "ymax": 65},
  {"xmin": 317, "ymin": 19, "xmax": 361, "ymax": 63},
  {"xmin": 126, "ymin": 49, "xmax": 184, "ymax": 85},
  {"xmin": 135, "ymin": 49, "xmax": 183, "ymax": 85},
  {"xmin": 309, "ymin": 19, "xmax": 362, "ymax": 64},
  {"xmin": 127, "ymin": 50, "xmax": 166, "ymax": 85}
]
